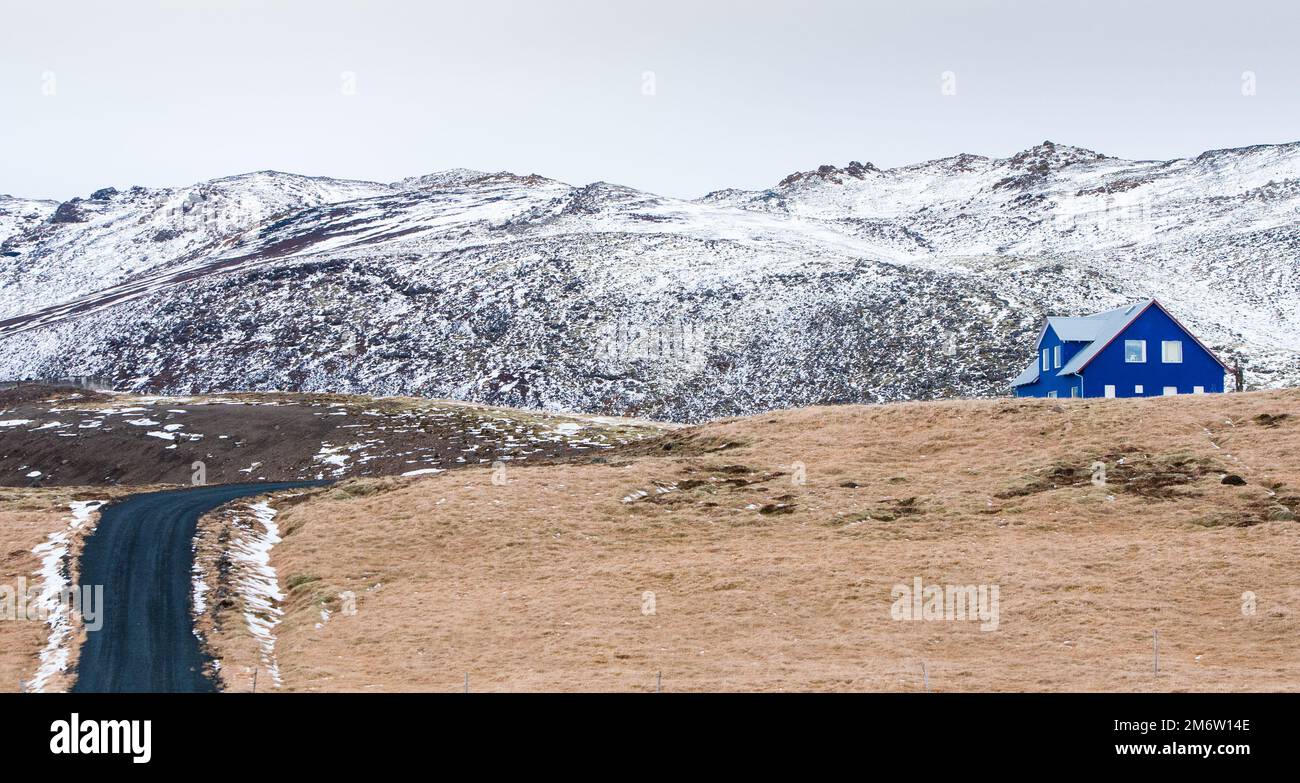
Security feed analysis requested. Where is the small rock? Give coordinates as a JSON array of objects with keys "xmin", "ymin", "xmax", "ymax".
[
  {"xmin": 50, "ymin": 200, "xmax": 88, "ymax": 224},
  {"xmin": 1221, "ymin": 474, "xmax": 1247, "ymax": 486}
]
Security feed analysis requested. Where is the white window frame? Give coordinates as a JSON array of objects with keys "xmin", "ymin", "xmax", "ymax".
[
  {"xmin": 1070, "ymin": 386, "xmax": 1079, "ymax": 398},
  {"xmin": 1046, "ymin": 390, "xmax": 1058, "ymax": 398},
  {"xmin": 1193, "ymin": 386, "xmax": 1205, "ymax": 394},
  {"xmin": 1041, "ymin": 349, "xmax": 1050, "ymax": 371},
  {"xmin": 1104, "ymin": 385, "xmax": 1116, "ymax": 398},
  {"xmin": 1134, "ymin": 385, "xmax": 1144, "ymax": 395},
  {"xmin": 1124, "ymin": 340, "xmax": 1146, "ymax": 363},
  {"xmin": 1163, "ymin": 386, "xmax": 1178, "ymax": 396},
  {"xmin": 1053, "ymin": 345, "xmax": 1061, "ymax": 368},
  {"xmin": 1161, "ymin": 340, "xmax": 1183, "ymax": 363}
]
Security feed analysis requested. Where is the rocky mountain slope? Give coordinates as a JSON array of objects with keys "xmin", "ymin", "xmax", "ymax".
[
  {"xmin": 0, "ymin": 195, "xmax": 57, "ymax": 246},
  {"xmin": 0, "ymin": 141, "xmax": 1296, "ymax": 422}
]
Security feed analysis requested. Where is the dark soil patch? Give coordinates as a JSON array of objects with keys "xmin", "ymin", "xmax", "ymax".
[
  {"xmin": 0, "ymin": 384, "xmax": 112, "ymax": 405},
  {"xmin": 998, "ymin": 452, "xmax": 1221, "ymax": 500},
  {"xmin": 868, "ymin": 496, "xmax": 923, "ymax": 521},
  {"xmin": 675, "ymin": 463, "xmax": 786, "ymax": 490},
  {"xmin": 996, "ymin": 464, "xmax": 1087, "ymax": 498},
  {"xmin": 0, "ymin": 394, "xmax": 646, "ymax": 487},
  {"xmin": 824, "ymin": 496, "xmax": 924, "ymax": 527},
  {"xmin": 616, "ymin": 429, "xmax": 744, "ymax": 458},
  {"xmin": 1253, "ymin": 413, "xmax": 1291, "ymax": 428},
  {"xmin": 1197, "ymin": 494, "xmax": 1299, "ymax": 528},
  {"xmin": 626, "ymin": 463, "xmax": 791, "ymax": 513},
  {"xmin": 1112, "ymin": 454, "xmax": 1219, "ymax": 499}
]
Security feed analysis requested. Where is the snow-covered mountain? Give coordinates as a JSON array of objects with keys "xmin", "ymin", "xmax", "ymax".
[
  {"xmin": 0, "ymin": 171, "xmax": 391, "ymax": 319},
  {"xmin": 1, "ymin": 141, "xmax": 1297, "ymax": 422},
  {"xmin": 0, "ymin": 195, "xmax": 57, "ymax": 246}
]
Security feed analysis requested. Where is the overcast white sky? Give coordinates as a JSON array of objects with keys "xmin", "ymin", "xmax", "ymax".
[{"xmin": 2, "ymin": 0, "xmax": 1298, "ymax": 200}]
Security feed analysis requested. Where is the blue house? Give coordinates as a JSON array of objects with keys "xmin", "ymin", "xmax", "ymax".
[{"xmin": 1011, "ymin": 299, "xmax": 1230, "ymax": 398}]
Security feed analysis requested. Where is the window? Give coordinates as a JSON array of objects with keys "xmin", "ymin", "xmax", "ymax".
[
  {"xmin": 1104, "ymin": 385, "xmax": 1116, "ymax": 398},
  {"xmin": 1046, "ymin": 391, "xmax": 1058, "ymax": 398},
  {"xmin": 1041, "ymin": 349, "xmax": 1050, "ymax": 371},
  {"xmin": 1070, "ymin": 386, "xmax": 1079, "ymax": 397},
  {"xmin": 1193, "ymin": 386, "xmax": 1205, "ymax": 394},
  {"xmin": 1134, "ymin": 385, "xmax": 1144, "ymax": 395},
  {"xmin": 1163, "ymin": 386, "xmax": 1178, "ymax": 396},
  {"xmin": 1125, "ymin": 340, "xmax": 1146, "ymax": 363},
  {"xmin": 1162, "ymin": 340, "xmax": 1183, "ymax": 363},
  {"xmin": 1054, "ymin": 345, "xmax": 1061, "ymax": 368}
]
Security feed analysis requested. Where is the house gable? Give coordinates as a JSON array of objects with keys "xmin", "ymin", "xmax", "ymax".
[
  {"xmin": 1010, "ymin": 323, "xmax": 1087, "ymax": 397},
  {"xmin": 1059, "ymin": 299, "xmax": 1228, "ymax": 377},
  {"xmin": 1074, "ymin": 303, "xmax": 1227, "ymax": 395}
]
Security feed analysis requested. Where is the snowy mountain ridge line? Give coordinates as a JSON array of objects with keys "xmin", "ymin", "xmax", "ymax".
[
  {"xmin": 0, "ymin": 139, "xmax": 1297, "ymax": 421},
  {"xmin": 4, "ymin": 139, "xmax": 1299, "ymax": 322}
]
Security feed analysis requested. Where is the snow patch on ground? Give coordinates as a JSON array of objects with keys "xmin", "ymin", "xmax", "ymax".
[
  {"xmin": 191, "ymin": 559, "xmax": 208, "ymax": 617},
  {"xmin": 27, "ymin": 500, "xmax": 105, "ymax": 693},
  {"xmin": 229, "ymin": 501, "xmax": 285, "ymax": 689}
]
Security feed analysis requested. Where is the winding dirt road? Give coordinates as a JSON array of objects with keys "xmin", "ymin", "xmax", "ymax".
[{"xmin": 72, "ymin": 481, "xmax": 323, "ymax": 693}]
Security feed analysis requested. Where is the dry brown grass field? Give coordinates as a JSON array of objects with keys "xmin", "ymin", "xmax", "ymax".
[
  {"xmin": 254, "ymin": 390, "xmax": 1300, "ymax": 692},
  {"xmin": 3, "ymin": 391, "xmax": 1297, "ymax": 692},
  {"xmin": 0, "ymin": 485, "xmax": 143, "ymax": 691}
]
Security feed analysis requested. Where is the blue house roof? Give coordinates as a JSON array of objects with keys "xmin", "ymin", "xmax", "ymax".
[
  {"xmin": 1010, "ymin": 359, "xmax": 1039, "ymax": 387},
  {"xmin": 1056, "ymin": 300, "xmax": 1155, "ymax": 375},
  {"xmin": 1011, "ymin": 299, "xmax": 1229, "ymax": 387}
]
